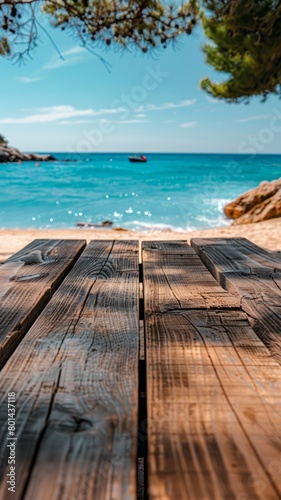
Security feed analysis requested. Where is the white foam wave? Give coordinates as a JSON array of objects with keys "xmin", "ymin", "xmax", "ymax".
[{"xmin": 126, "ymin": 221, "xmax": 194, "ymax": 232}]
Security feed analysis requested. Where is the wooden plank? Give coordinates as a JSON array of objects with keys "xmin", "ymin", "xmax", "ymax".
[
  {"xmin": 191, "ymin": 238, "xmax": 281, "ymax": 364},
  {"xmin": 221, "ymin": 237, "xmax": 281, "ymax": 270},
  {"xmin": 0, "ymin": 240, "xmax": 139, "ymax": 500},
  {"xmin": 143, "ymin": 241, "xmax": 281, "ymax": 499},
  {"xmin": 190, "ymin": 237, "xmax": 281, "ymax": 295},
  {"xmin": 142, "ymin": 241, "xmax": 239, "ymax": 312},
  {"xmin": 145, "ymin": 310, "xmax": 281, "ymax": 500},
  {"xmin": 0, "ymin": 239, "xmax": 86, "ymax": 368}
]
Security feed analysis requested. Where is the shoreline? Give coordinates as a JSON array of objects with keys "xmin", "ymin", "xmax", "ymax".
[{"xmin": 1, "ymin": 217, "xmax": 281, "ymax": 262}]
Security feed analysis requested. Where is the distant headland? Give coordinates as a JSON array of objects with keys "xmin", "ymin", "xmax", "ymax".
[{"xmin": 0, "ymin": 134, "xmax": 56, "ymax": 163}]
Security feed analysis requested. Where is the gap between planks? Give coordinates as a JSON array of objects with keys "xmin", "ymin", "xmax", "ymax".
[{"xmin": 0, "ymin": 239, "xmax": 86, "ymax": 368}]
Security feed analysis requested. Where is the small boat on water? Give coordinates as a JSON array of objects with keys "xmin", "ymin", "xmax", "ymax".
[{"xmin": 128, "ymin": 155, "xmax": 147, "ymax": 163}]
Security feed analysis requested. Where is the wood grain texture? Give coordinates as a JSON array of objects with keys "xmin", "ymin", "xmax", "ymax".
[
  {"xmin": 0, "ymin": 241, "xmax": 139, "ymax": 500},
  {"xmin": 190, "ymin": 237, "xmax": 281, "ymax": 294},
  {"xmin": 191, "ymin": 238, "xmax": 281, "ymax": 364},
  {"xmin": 143, "ymin": 240, "xmax": 281, "ymax": 499},
  {"xmin": 0, "ymin": 239, "xmax": 86, "ymax": 368},
  {"xmin": 142, "ymin": 241, "xmax": 239, "ymax": 312},
  {"xmin": 146, "ymin": 310, "xmax": 281, "ymax": 500}
]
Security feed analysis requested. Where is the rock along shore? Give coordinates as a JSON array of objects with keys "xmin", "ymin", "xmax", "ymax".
[
  {"xmin": 0, "ymin": 144, "xmax": 56, "ymax": 163},
  {"xmin": 224, "ymin": 178, "xmax": 281, "ymax": 224}
]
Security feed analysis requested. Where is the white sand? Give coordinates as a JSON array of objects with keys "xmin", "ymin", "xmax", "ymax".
[{"xmin": 1, "ymin": 218, "xmax": 281, "ymax": 262}]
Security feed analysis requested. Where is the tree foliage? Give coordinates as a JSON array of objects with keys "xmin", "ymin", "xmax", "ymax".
[
  {"xmin": 0, "ymin": 0, "xmax": 199, "ymax": 63},
  {"xmin": 200, "ymin": 0, "xmax": 281, "ymax": 102},
  {"xmin": 1, "ymin": 1, "xmax": 281, "ymax": 102}
]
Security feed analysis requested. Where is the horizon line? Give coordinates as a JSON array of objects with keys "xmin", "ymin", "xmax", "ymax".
[{"xmin": 29, "ymin": 151, "xmax": 281, "ymax": 155}]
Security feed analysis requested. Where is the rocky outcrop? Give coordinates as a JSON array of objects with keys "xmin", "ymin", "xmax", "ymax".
[
  {"xmin": 224, "ymin": 178, "xmax": 281, "ymax": 225},
  {"xmin": 0, "ymin": 144, "xmax": 56, "ymax": 163},
  {"xmin": 76, "ymin": 220, "xmax": 113, "ymax": 228}
]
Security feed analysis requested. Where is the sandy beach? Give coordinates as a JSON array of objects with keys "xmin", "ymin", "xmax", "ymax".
[{"xmin": 1, "ymin": 217, "xmax": 281, "ymax": 262}]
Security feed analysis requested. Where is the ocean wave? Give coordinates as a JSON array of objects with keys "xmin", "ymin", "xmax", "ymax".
[{"xmin": 127, "ymin": 221, "xmax": 194, "ymax": 232}]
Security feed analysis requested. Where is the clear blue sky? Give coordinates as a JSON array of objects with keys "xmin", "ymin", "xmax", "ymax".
[{"xmin": 1, "ymin": 18, "xmax": 281, "ymax": 153}]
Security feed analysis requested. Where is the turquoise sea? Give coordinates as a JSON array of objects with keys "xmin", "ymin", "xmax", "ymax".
[{"xmin": 0, "ymin": 153, "xmax": 280, "ymax": 231}]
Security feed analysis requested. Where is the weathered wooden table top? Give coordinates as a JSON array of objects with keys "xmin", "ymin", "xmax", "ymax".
[{"xmin": 0, "ymin": 238, "xmax": 281, "ymax": 500}]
